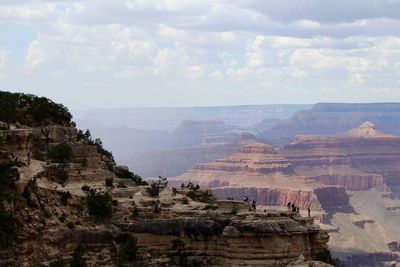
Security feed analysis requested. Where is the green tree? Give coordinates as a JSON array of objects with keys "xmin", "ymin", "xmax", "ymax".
[
  {"xmin": 315, "ymin": 249, "xmax": 341, "ymax": 266},
  {"xmin": 49, "ymin": 142, "xmax": 74, "ymax": 163},
  {"xmin": 86, "ymin": 189, "xmax": 112, "ymax": 220},
  {"xmin": 118, "ymin": 236, "xmax": 139, "ymax": 265}
]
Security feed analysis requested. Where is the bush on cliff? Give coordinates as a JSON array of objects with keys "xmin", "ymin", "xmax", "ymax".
[
  {"xmin": 86, "ymin": 189, "xmax": 112, "ymax": 220},
  {"xmin": 316, "ymin": 249, "xmax": 341, "ymax": 266},
  {"xmin": 70, "ymin": 245, "xmax": 87, "ymax": 267},
  {"xmin": 112, "ymin": 166, "xmax": 147, "ymax": 186},
  {"xmin": 0, "ymin": 204, "xmax": 19, "ymax": 248},
  {"xmin": 117, "ymin": 236, "xmax": 139, "ymax": 264},
  {"xmin": 49, "ymin": 142, "xmax": 74, "ymax": 163},
  {"xmin": 77, "ymin": 129, "xmax": 115, "ymax": 161},
  {"xmin": 0, "ymin": 160, "xmax": 20, "ymax": 186},
  {"xmin": 0, "ymin": 91, "xmax": 72, "ymax": 126},
  {"xmin": 146, "ymin": 176, "xmax": 168, "ymax": 197},
  {"xmin": 185, "ymin": 189, "xmax": 216, "ymax": 204}
]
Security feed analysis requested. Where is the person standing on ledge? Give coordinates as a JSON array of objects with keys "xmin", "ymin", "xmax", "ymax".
[
  {"xmin": 308, "ymin": 207, "xmax": 311, "ymax": 217},
  {"xmin": 287, "ymin": 202, "xmax": 291, "ymax": 211},
  {"xmin": 252, "ymin": 200, "xmax": 256, "ymax": 210}
]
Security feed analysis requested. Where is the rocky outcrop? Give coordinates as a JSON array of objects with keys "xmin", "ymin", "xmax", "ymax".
[{"xmin": 116, "ymin": 211, "xmax": 329, "ymax": 266}]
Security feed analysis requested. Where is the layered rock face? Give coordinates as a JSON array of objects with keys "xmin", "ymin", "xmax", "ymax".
[
  {"xmin": 171, "ymin": 143, "xmax": 350, "ymax": 213},
  {"xmin": 282, "ymin": 122, "xmax": 400, "ymax": 190}
]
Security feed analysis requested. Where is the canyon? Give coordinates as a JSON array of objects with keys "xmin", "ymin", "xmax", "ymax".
[
  {"xmin": 0, "ymin": 92, "xmax": 330, "ymax": 266},
  {"xmin": 171, "ymin": 122, "xmax": 400, "ymax": 266}
]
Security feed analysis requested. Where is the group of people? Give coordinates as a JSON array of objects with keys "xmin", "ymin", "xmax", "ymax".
[
  {"xmin": 287, "ymin": 202, "xmax": 311, "ymax": 217},
  {"xmin": 243, "ymin": 196, "xmax": 257, "ymax": 210}
]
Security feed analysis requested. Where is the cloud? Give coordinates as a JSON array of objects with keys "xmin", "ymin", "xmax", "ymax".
[{"xmin": 1, "ymin": 0, "xmax": 400, "ymax": 107}]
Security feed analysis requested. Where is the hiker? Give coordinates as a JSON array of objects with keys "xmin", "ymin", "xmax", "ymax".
[
  {"xmin": 308, "ymin": 207, "xmax": 311, "ymax": 217},
  {"xmin": 296, "ymin": 207, "xmax": 300, "ymax": 213},
  {"xmin": 252, "ymin": 200, "xmax": 256, "ymax": 210},
  {"xmin": 292, "ymin": 205, "xmax": 297, "ymax": 212},
  {"xmin": 287, "ymin": 202, "xmax": 291, "ymax": 211},
  {"xmin": 243, "ymin": 196, "xmax": 249, "ymax": 202}
]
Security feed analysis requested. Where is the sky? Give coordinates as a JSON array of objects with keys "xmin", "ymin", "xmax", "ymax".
[{"xmin": 0, "ymin": 0, "xmax": 400, "ymax": 109}]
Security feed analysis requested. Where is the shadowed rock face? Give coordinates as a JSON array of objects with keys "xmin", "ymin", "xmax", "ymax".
[
  {"xmin": 170, "ymin": 143, "xmax": 350, "ymax": 213},
  {"xmin": 282, "ymin": 122, "xmax": 400, "ymax": 190}
]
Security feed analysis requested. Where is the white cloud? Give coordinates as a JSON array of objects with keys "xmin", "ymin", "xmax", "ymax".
[{"xmin": 1, "ymin": 0, "xmax": 400, "ymax": 107}]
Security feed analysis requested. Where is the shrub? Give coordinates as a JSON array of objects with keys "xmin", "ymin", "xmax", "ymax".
[
  {"xmin": 49, "ymin": 142, "xmax": 74, "ymax": 163},
  {"xmin": 315, "ymin": 249, "xmax": 341, "ymax": 266},
  {"xmin": 59, "ymin": 213, "xmax": 67, "ymax": 223},
  {"xmin": 66, "ymin": 222, "xmax": 75, "ymax": 230},
  {"xmin": 151, "ymin": 200, "xmax": 161, "ymax": 214},
  {"xmin": 182, "ymin": 197, "xmax": 189, "ymax": 205},
  {"xmin": 118, "ymin": 236, "xmax": 139, "ymax": 264},
  {"xmin": 113, "ymin": 167, "xmax": 147, "ymax": 185},
  {"xmin": 0, "ymin": 205, "xmax": 18, "ymax": 248},
  {"xmin": 146, "ymin": 177, "xmax": 168, "ymax": 197},
  {"xmin": 171, "ymin": 238, "xmax": 188, "ymax": 267},
  {"xmin": 22, "ymin": 185, "xmax": 32, "ymax": 205},
  {"xmin": 0, "ymin": 160, "xmax": 20, "ymax": 186},
  {"xmin": 49, "ymin": 258, "xmax": 67, "ymax": 267},
  {"xmin": 81, "ymin": 185, "xmax": 90, "ymax": 192},
  {"xmin": 185, "ymin": 189, "xmax": 216, "ymax": 204},
  {"xmin": 86, "ymin": 189, "xmax": 112, "ymax": 220},
  {"xmin": 105, "ymin": 177, "xmax": 113, "ymax": 187},
  {"xmin": 70, "ymin": 245, "xmax": 87, "ymax": 267},
  {"xmin": 60, "ymin": 191, "xmax": 71, "ymax": 205}
]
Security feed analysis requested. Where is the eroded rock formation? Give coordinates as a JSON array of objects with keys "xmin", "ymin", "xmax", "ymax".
[
  {"xmin": 282, "ymin": 122, "xmax": 400, "ymax": 190},
  {"xmin": 171, "ymin": 143, "xmax": 350, "ymax": 214}
]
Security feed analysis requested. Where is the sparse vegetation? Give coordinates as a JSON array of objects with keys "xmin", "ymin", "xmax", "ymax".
[{"xmin": 86, "ymin": 189, "xmax": 113, "ymax": 220}]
